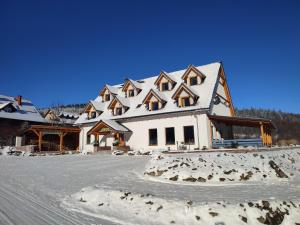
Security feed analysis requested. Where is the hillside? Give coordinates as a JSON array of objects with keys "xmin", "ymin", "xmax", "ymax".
[{"xmin": 42, "ymin": 104, "xmax": 300, "ymax": 145}]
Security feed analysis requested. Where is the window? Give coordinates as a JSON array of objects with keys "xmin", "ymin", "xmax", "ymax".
[
  {"xmin": 149, "ymin": 129, "xmax": 158, "ymax": 145},
  {"xmin": 161, "ymin": 82, "xmax": 169, "ymax": 91},
  {"xmin": 184, "ymin": 126, "xmax": 195, "ymax": 144},
  {"xmin": 151, "ymin": 101, "xmax": 159, "ymax": 111},
  {"xmin": 86, "ymin": 135, "xmax": 91, "ymax": 144},
  {"xmin": 90, "ymin": 111, "xmax": 96, "ymax": 119},
  {"xmin": 190, "ymin": 76, "xmax": 198, "ymax": 86},
  {"xmin": 182, "ymin": 97, "xmax": 190, "ymax": 107},
  {"xmin": 105, "ymin": 94, "xmax": 110, "ymax": 101},
  {"xmin": 165, "ymin": 127, "xmax": 175, "ymax": 145},
  {"xmin": 116, "ymin": 107, "xmax": 122, "ymax": 115},
  {"xmin": 128, "ymin": 89, "xmax": 134, "ymax": 97}
]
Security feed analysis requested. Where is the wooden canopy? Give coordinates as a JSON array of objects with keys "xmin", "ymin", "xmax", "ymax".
[
  {"xmin": 208, "ymin": 114, "xmax": 275, "ymax": 146},
  {"xmin": 25, "ymin": 125, "xmax": 80, "ymax": 152}
]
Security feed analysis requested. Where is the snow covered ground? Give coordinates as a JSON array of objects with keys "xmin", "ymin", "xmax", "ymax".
[{"xmin": 0, "ymin": 148, "xmax": 299, "ymax": 225}]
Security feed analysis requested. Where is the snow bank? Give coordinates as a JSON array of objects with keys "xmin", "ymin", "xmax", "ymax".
[
  {"xmin": 63, "ymin": 187, "xmax": 300, "ymax": 225},
  {"xmin": 0, "ymin": 146, "xmax": 15, "ymax": 155},
  {"xmin": 144, "ymin": 149, "xmax": 300, "ymax": 184},
  {"xmin": 127, "ymin": 148, "xmax": 166, "ymax": 156}
]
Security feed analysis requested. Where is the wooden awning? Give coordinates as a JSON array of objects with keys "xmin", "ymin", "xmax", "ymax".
[
  {"xmin": 208, "ymin": 115, "xmax": 275, "ymax": 129},
  {"xmin": 87, "ymin": 119, "xmax": 130, "ymax": 135},
  {"xmin": 24, "ymin": 125, "xmax": 80, "ymax": 151}
]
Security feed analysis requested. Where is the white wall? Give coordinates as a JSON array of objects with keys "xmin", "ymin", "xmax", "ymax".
[
  {"xmin": 211, "ymin": 79, "xmax": 231, "ymax": 116},
  {"xmin": 79, "ymin": 112, "xmax": 213, "ymax": 152}
]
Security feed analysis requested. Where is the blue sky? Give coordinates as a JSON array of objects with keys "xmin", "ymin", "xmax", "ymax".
[{"xmin": 0, "ymin": 0, "xmax": 299, "ymax": 112}]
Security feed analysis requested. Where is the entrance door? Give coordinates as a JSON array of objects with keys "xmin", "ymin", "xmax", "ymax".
[{"xmin": 119, "ymin": 133, "xmax": 125, "ymax": 146}]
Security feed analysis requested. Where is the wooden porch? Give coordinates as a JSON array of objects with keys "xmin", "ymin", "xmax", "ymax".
[
  {"xmin": 87, "ymin": 120, "xmax": 131, "ymax": 152},
  {"xmin": 24, "ymin": 125, "xmax": 80, "ymax": 152},
  {"xmin": 208, "ymin": 115, "xmax": 275, "ymax": 148}
]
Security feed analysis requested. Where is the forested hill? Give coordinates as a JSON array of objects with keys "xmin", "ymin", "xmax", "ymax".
[{"xmin": 40, "ymin": 104, "xmax": 300, "ymax": 145}]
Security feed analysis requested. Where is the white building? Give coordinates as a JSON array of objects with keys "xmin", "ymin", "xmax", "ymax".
[{"xmin": 75, "ymin": 62, "xmax": 274, "ymax": 152}]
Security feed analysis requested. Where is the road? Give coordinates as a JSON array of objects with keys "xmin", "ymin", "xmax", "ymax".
[{"xmin": 0, "ymin": 153, "xmax": 299, "ymax": 225}]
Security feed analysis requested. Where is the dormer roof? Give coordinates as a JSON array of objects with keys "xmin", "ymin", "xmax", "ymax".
[
  {"xmin": 99, "ymin": 84, "xmax": 119, "ymax": 96},
  {"xmin": 108, "ymin": 96, "xmax": 130, "ymax": 109},
  {"xmin": 154, "ymin": 71, "xmax": 176, "ymax": 86},
  {"xmin": 122, "ymin": 79, "xmax": 143, "ymax": 91},
  {"xmin": 142, "ymin": 89, "xmax": 167, "ymax": 104},
  {"xmin": 181, "ymin": 64, "xmax": 206, "ymax": 81},
  {"xmin": 171, "ymin": 83, "xmax": 198, "ymax": 100}
]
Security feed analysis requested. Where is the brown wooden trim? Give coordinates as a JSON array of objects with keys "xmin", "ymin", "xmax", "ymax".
[{"xmin": 181, "ymin": 64, "xmax": 206, "ymax": 81}]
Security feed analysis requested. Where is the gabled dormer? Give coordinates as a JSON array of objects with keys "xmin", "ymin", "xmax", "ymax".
[
  {"xmin": 122, "ymin": 79, "xmax": 142, "ymax": 98},
  {"xmin": 0, "ymin": 102, "xmax": 18, "ymax": 113},
  {"xmin": 108, "ymin": 96, "xmax": 130, "ymax": 116},
  {"xmin": 142, "ymin": 89, "xmax": 167, "ymax": 111},
  {"xmin": 171, "ymin": 83, "xmax": 199, "ymax": 107},
  {"xmin": 154, "ymin": 71, "xmax": 176, "ymax": 92},
  {"xmin": 84, "ymin": 101, "xmax": 104, "ymax": 120},
  {"xmin": 99, "ymin": 85, "xmax": 119, "ymax": 102},
  {"xmin": 182, "ymin": 65, "xmax": 206, "ymax": 86}
]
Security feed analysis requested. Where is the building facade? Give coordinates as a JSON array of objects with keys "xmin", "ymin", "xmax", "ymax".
[{"xmin": 76, "ymin": 62, "xmax": 273, "ymax": 152}]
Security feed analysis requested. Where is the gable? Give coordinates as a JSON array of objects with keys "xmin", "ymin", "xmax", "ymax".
[{"xmin": 182, "ymin": 65, "xmax": 206, "ymax": 82}]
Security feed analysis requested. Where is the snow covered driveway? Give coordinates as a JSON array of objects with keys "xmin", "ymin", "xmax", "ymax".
[{"xmin": 0, "ymin": 151, "xmax": 299, "ymax": 225}]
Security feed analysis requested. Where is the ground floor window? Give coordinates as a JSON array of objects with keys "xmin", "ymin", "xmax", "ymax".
[
  {"xmin": 184, "ymin": 126, "xmax": 194, "ymax": 144},
  {"xmin": 149, "ymin": 129, "xmax": 158, "ymax": 145},
  {"xmin": 86, "ymin": 134, "xmax": 91, "ymax": 144},
  {"xmin": 165, "ymin": 127, "xmax": 175, "ymax": 145}
]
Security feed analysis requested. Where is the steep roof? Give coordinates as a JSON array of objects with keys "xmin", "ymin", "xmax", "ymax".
[
  {"xmin": 75, "ymin": 62, "xmax": 221, "ymax": 124},
  {"xmin": 0, "ymin": 95, "xmax": 47, "ymax": 123}
]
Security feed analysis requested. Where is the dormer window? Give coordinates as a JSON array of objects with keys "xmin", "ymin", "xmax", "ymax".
[
  {"xmin": 154, "ymin": 71, "xmax": 176, "ymax": 92},
  {"xmin": 142, "ymin": 89, "xmax": 167, "ymax": 111},
  {"xmin": 182, "ymin": 97, "xmax": 191, "ymax": 107},
  {"xmin": 116, "ymin": 107, "xmax": 122, "ymax": 115},
  {"xmin": 190, "ymin": 77, "xmax": 198, "ymax": 86},
  {"xmin": 105, "ymin": 94, "xmax": 110, "ymax": 101},
  {"xmin": 90, "ymin": 111, "xmax": 97, "ymax": 119},
  {"xmin": 172, "ymin": 83, "xmax": 199, "ymax": 108},
  {"xmin": 128, "ymin": 89, "xmax": 134, "ymax": 97},
  {"xmin": 151, "ymin": 101, "xmax": 159, "ymax": 111},
  {"xmin": 108, "ymin": 96, "xmax": 130, "ymax": 116},
  {"xmin": 161, "ymin": 82, "xmax": 169, "ymax": 91},
  {"xmin": 122, "ymin": 79, "xmax": 142, "ymax": 98},
  {"xmin": 182, "ymin": 65, "xmax": 206, "ymax": 86}
]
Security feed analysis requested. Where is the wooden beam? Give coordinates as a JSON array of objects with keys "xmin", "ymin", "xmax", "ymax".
[
  {"xmin": 260, "ymin": 123, "xmax": 265, "ymax": 146},
  {"xmin": 59, "ymin": 132, "xmax": 64, "ymax": 152},
  {"xmin": 38, "ymin": 131, "xmax": 42, "ymax": 151}
]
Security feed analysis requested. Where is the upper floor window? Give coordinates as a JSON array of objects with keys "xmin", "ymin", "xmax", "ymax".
[
  {"xmin": 182, "ymin": 97, "xmax": 191, "ymax": 107},
  {"xmin": 90, "ymin": 111, "xmax": 97, "ymax": 119},
  {"xmin": 190, "ymin": 77, "xmax": 198, "ymax": 86},
  {"xmin": 151, "ymin": 102, "xmax": 159, "ymax": 111},
  {"xmin": 105, "ymin": 94, "xmax": 110, "ymax": 101},
  {"xmin": 116, "ymin": 107, "xmax": 122, "ymax": 115},
  {"xmin": 161, "ymin": 82, "xmax": 169, "ymax": 91},
  {"xmin": 128, "ymin": 89, "xmax": 134, "ymax": 97}
]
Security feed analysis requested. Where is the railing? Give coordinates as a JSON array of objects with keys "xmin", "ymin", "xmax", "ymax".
[{"xmin": 212, "ymin": 138, "xmax": 263, "ymax": 149}]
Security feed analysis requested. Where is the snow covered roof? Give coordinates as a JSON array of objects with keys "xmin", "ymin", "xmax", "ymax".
[
  {"xmin": 90, "ymin": 100, "xmax": 105, "ymax": 111},
  {"xmin": 59, "ymin": 111, "xmax": 79, "ymax": 119},
  {"xmin": 123, "ymin": 79, "xmax": 143, "ymax": 90},
  {"xmin": 87, "ymin": 119, "xmax": 130, "ymax": 134},
  {"xmin": 75, "ymin": 62, "xmax": 221, "ymax": 124},
  {"xmin": 0, "ymin": 95, "xmax": 47, "ymax": 123}
]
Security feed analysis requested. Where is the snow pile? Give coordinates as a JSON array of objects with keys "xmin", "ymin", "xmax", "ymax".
[
  {"xmin": 144, "ymin": 149, "xmax": 300, "ymax": 184},
  {"xmin": 0, "ymin": 146, "xmax": 15, "ymax": 155},
  {"xmin": 63, "ymin": 187, "xmax": 300, "ymax": 225},
  {"xmin": 128, "ymin": 148, "xmax": 166, "ymax": 156}
]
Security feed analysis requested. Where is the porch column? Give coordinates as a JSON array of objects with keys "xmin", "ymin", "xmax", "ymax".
[
  {"xmin": 260, "ymin": 123, "xmax": 265, "ymax": 146},
  {"xmin": 38, "ymin": 131, "xmax": 43, "ymax": 151},
  {"xmin": 59, "ymin": 132, "xmax": 67, "ymax": 152}
]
